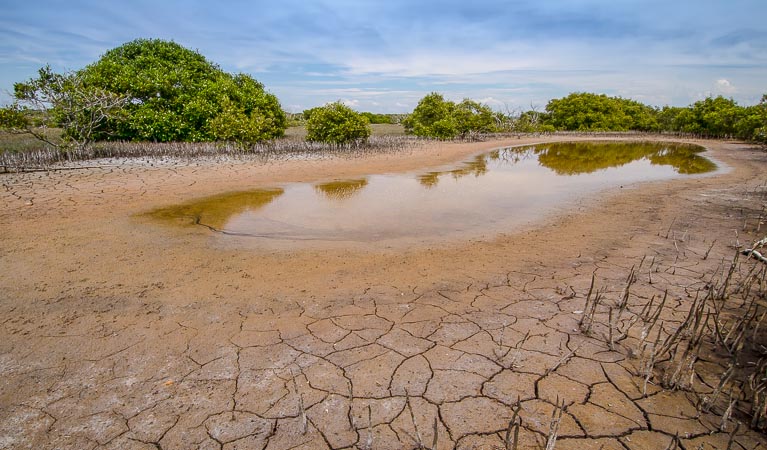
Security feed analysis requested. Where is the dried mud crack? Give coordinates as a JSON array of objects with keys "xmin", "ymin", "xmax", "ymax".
[{"xmin": 1, "ymin": 137, "xmax": 766, "ymax": 449}]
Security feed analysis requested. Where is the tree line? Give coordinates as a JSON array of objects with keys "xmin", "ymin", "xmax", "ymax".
[
  {"xmin": 1, "ymin": 39, "xmax": 764, "ymax": 149},
  {"xmin": 527, "ymin": 92, "xmax": 766, "ymax": 142}
]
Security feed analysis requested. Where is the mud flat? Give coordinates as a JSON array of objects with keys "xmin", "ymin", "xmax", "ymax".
[{"xmin": 1, "ymin": 136, "xmax": 766, "ymax": 449}]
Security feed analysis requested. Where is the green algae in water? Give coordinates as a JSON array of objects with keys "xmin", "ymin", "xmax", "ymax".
[{"xmin": 145, "ymin": 188, "xmax": 284, "ymax": 229}]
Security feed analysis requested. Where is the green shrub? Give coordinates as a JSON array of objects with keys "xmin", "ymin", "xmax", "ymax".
[
  {"xmin": 454, "ymin": 99, "xmax": 496, "ymax": 135},
  {"xmin": 306, "ymin": 102, "xmax": 371, "ymax": 144},
  {"xmin": 403, "ymin": 93, "xmax": 496, "ymax": 139},
  {"xmin": 360, "ymin": 112, "xmax": 393, "ymax": 124},
  {"xmin": 78, "ymin": 38, "xmax": 286, "ymax": 143},
  {"xmin": 545, "ymin": 92, "xmax": 658, "ymax": 131},
  {"xmin": 671, "ymin": 96, "xmax": 737, "ymax": 137}
]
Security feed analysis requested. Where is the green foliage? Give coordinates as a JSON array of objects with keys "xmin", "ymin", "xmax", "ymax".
[
  {"xmin": 403, "ymin": 93, "xmax": 496, "ymax": 139},
  {"xmin": 545, "ymin": 93, "xmax": 658, "ymax": 131},
  {"xmin": 734, "ymin": 105, "xmax": 764, "ymax": 142},
  {"xmin": 670, "ymin": 95, "xmax": 765, "ymax": 143},
  {"xmin": 403, "ymin": 93, "xmax": 454, "ymax": 138},
  {"xmin": 360, "ymin": 112, "xmax": 393, "ymax": 124},
  {"xmin": 305, "ymin": 102, "xmax": 371, "ymax": 144},
  {"xmin": 671, "ymin": 96, "xmax": 744, "ymax": 137},
  {"xmin": 750, "ymin": 95, "xmax": 767, "ymax": 144},
  {"xmin": 304, "ymin": 107, "xmax": 396, "ymax": 126},
  {"xmin": 656, "ymin": 106, "xmax": 684, "ymax": 131},
  {"xmin": 79, "ymin": 38, "xmax": 285, "ymax": 143},
  {"xmin": 732, "ymin": 95, "xmax": 766, "ymax": 143},
  {"xmin": 539, "ymin": 92, "xmax": 766, "ymax": 143},
  {"xmin": 454, "ymin": 100, "xmax": 496, "ymax": 135},
  {"xmin": 0, "ymin": 105, "xmax": 29, "ymax": 130},
  {"xmin": 302, "ymin": 107, "xmax": 321, "ymax": 122},
  {"xmin": 1, "ymin": 65, "xmax": 128, "ymax": 150}
]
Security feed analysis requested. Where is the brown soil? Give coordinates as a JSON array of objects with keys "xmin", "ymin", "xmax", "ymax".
[{"xmin": 1, "ymin": 136, "xmax": 766, "ymax": 449}]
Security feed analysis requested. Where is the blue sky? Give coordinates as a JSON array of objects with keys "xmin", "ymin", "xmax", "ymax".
[{"xmin": 1, "ymin": 0, "xmax": 765, "ymax": 113}]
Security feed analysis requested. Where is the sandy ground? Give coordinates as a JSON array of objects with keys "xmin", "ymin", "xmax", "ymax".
[{"xmin": 1, "ymin": 136, "xmax": 766, "ymax": 449}]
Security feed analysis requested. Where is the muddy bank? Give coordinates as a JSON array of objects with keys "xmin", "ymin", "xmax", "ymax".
[{"xmin": 0, "ymin": 136, "xmax": 765, "ymax": 449}]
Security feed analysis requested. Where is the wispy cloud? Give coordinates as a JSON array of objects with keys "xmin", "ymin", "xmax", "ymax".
[{"xmin": 1, "ymin": 0, "xmax": 765, "ymax": 111}]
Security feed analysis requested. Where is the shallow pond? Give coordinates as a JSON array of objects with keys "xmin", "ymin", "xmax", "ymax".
[{"xmin": 146, "ymin": 141, "xmax": 716, "ymax": 247}]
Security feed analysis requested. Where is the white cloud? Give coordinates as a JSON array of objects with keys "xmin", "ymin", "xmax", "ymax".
[
  {"xmin": 477, "ymin": 97, "xmax": 508, "ymax": 108},
  {"xmin": 715, "ymin": 79, "xmax": 737, "ymax": 94}
]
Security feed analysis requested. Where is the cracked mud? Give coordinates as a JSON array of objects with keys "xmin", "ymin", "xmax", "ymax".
[{"xmin": 1, "ymin": 137, "xmax": 766, "ymax": 449}]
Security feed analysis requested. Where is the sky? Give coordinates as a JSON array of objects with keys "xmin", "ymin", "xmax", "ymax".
[{"xmin": 1, "ymin": 0, "xmax": 766, "ymax": 113}]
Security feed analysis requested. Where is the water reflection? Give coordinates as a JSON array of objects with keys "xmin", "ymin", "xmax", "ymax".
[
  {"xmin": 417, "ymin": 172, "xmax": 441, "ymax": 188},
  {"xmin": 418, "ymin": 141, "xmax": 715, "ymax": 186},
  {"xmin": 145, "ymin": 188, "xmax": 284, "ymax": 229},
  {"xmin": 529, "ymin": 141, "xmax": 716, "ymax": 175},
  {"xmin": 314, "ymin": 179, "xmax": 368, "ymax": 200},
  {"xmin": 144, "ymin": 141, "xmax": 716, "ymax": 247},
  {"xmin": 449, "ymin": 155, "xmax": 488, "ymax": 179},
  {"xmin": 420, "ymin": 152, "xmax": 514, "ymax": 188}
]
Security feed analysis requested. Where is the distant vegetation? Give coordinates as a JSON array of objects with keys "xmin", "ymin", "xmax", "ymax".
[
  {"xmin": 301, "ymin": 108, "xmax": 400, "ymax": 125},
  {"xmin": 400, "ymin": 91, "xmax": 765, "ymax": 143},
  {"xmin": 493, "ymin": 92, "xmax": 767, "ymax": 143},
  {"xmin": 402, "ymin": 92, "xmax": 496, "ymax": 139},
  {"xmin": 305, "ymin": 102, "xmax": 371, "ymax": 144},
  {"xmin": 0, "ymin": 37, "xmax": 765, "ymax": 161}
]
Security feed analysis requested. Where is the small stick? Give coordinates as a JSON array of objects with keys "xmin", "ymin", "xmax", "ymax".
[
  {"xmin": 608, "ymin": 307, "xmax": 615, "ymax": 351},
  {"xmin": 578, "ymin": 273, "xmax": 596, "ymax": 329},
  {"xmin": 664, "ymin": 432, "xmax": 679, "ymax": 450},
  {"xmin": 406, "ymin": 396, "xmax": 423, "ymax": 448},
  {"xmin": 665, "ymin": 217, "xmax": 676, "ymax": 239},
  {"xmin": 366, "ymin": 405, "xmax": 374, "ymax": 449},
  {"xmin": 643, "ymin": 327, "xmax": 663, "ymax": 397},
  {"xmin": 704, "ymin": 240, "xmax": 717, "ymax": 260},
  {"xmin": 545, "ymin": 397, "xmax": 564, "ymax": 450},
  {"xmin": 545, "ymin": 345, "xmax": 580, "ymax": 376},
  {"xmin": 432, "ymin": 417, "xmax": 438, "ymax": 450},
  {"xmin": 504, "ymin": 397, "xmax": 522, "ymax": 450},
  {"xmin": 290, "ymin": 369, "xmax": 308, "ymax": 434},
  {"xmin": 725, "ymin": 422, "xmax": 740, "ymax": 450}
]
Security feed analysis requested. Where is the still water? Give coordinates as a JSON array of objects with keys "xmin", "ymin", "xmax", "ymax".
[{"xmin": 146, "ymin": 142, "xmax": 716, "ymax": 247}]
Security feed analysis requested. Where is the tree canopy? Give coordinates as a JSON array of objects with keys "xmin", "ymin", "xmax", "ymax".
[
  {"xmin": 492, "ymin": 92, "xmax": 766, "ymax": 143},
  {"xmin": 0, "ymin": 39, "xmax": 279, "ymax": 146},
  {"xmin": 77, "ymin": 39, "xmax": 286, "ymax": 143},
  {"xmin": 402, "ymin": 93, "xmax": 496, "ymax": 139},
  {"xmin": 305, "ymin": 102, "xmax": 371, "ymax": 144},
  {"xmin": 545, "ymin": 93, "xmax": 658, "ymax": 131}
]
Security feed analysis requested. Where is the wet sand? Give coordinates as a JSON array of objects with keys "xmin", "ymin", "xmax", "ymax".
[{"xmin": 1, "ymin": 136, "xmax": 766, "ymax": 449}]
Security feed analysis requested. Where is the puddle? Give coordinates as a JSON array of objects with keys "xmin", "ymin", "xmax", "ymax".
[
  {"xmin": 147, "ymin": 188, "xmax": 284, "ymax": 230},
  {"xmin": 144, "ymin": 141, "xmax": 716, "ymax": 248}
]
